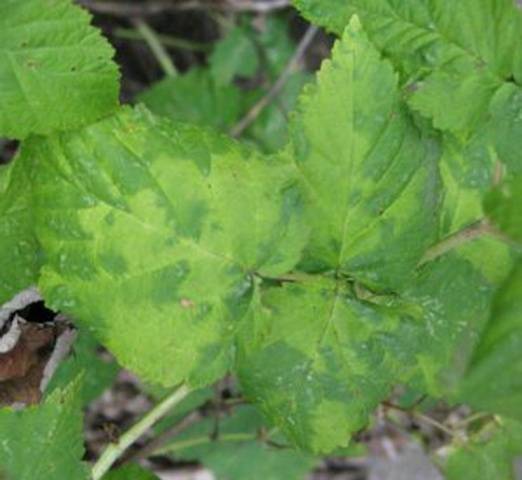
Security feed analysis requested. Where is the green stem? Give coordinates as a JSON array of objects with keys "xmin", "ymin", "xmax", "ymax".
[
  {"xmin": 132, "ymin": 19, "xmax": 178, "ymax": 77},
  {"xmin": 91, "ymin": 384, "xmax": 191, "ymax": 480},
  {"xmin": 454, "ymin": 411, "xmax": 492, "ymax": 429},
  {"xmin": 154, "ymin": 426, "xmax": 281, "ymax": 456},
  {"xmin": 155, "ymin": 432, "xmax": 258, "ymax": 455},
  {"xmin": 383, "ymin": 401, "xmax": 455, "ymax": 437},
  {"xmin": 114, "ymin": 28, "xmax": 212, "ymax": 52},
  {"xmin": 255, "ymin": 271, "xmax": 322, "ymax": 284}
]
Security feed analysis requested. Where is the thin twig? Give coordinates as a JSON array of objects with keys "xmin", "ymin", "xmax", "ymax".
[
  {"xmin": 418, "ymin": 219, "xmax": 513, "ymax": 266},
  {"xmin": 382, "ymin": 401, "xmax": 455, "ymax": 437},
  {"xmin": 92, "ymin": 384, "xmax": 191, "ymax": 480},
  {"xmin": 453, "ymin": 412, "xmax": 492, "ymax": 429},
  {"xmin": 132, "ymin": 19, "xmax": 177, "ymax": 77},
  {"xmin": 122, "ymin": 396, "xmax": 250, "ymax": 464},
  {"xmin": 227, "ymin": 0, "xmax": 290, "ymax": 12},
  {"xmin": 153, "ymin": 426, "xmax": 281, "ymax": 456},
  {"xmin": 78, "ymin": 0, "xmax": 291, "ymax": 16},
  {"xmin": 154, "ymin": 432, "xmax": 258, "ymax": 455},
  {"xmin": 114, "ymin": 28, "xmax": 212, "ymax": 52},
  {"xmin": 230, "ymin": 25, "xmax": 319, "ymax": 138},
  {"xmin": 121, "ymin": 410, "xmax": 202, "ymax": 465}
]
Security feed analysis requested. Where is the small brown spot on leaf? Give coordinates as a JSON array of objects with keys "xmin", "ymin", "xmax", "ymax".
[{"xmin": 180, "ymin": 298, "xmax": 195, "ymax": 309}]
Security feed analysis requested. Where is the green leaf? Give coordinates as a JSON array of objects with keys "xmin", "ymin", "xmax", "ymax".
[
  {"xmin": 245, "ymin": 72, "xmax": 311, "ymax": 154},
  {"xmin": 0, "ymin": 0, "xmax": 120, "ymax": 139},
  {"xmin": 443, "ymin": 418, "xmax": 522, "ymax": 480},
  {"xmin": 292, "ymin": 0, "xmax": 353, "ymax": 35},
  {"xmin": 0, "ymin": 375, "xmax": 88, "ymax": 480},
  {"xmin": 238, "ymin": 278, "xmax": 392, "ymax": 452},
  {"xmin": 400, "ymin": 256, "xmax": 494, "ymax": 395},
  {"xmin": 437, "ymin": 135, "xmax": 515, "ymax": 284},
  {"xmin": 210, "ymin": 25, "xmax": 259, "ymax": 85},
  {"xmin": 0, "ymin": 155, "xmax": 39, "ymax": 304},
  {"xmin": 488, "ymin": 83, "xmax": 522, "ymax": 175},
  {"xmin": 452, "ymin": 79, "xmax": 522, "ymax": 255},
  {"xmin": 103, "ymin": 464, "xmax": 159, "ymax": 480},
  {"xmin": 45, "ymin": 327, "xmax": 119, "ymax": 406},
  {"xmin": 293, "ymin": 0, "xmax": 522, "ymax": 135},
  {"xmin": 290, "ymin": 16, "xmax": 440, "ymax": 290},
  {"xmin": 237, "ymin": 255, "xmax": 492, "ymax": 453},
  {"xmin": 137, "ymin": 68, "xmax": 242, "ymax": 132},
  {"xmin": 485, "ymin": 176, "xmax": 522, "ymax": 244},
  {"xmin": 457, "ymin": 263, "xmax": 522, "ymax": 420},
  {"xmin": 139, "ymin": 17, "xmax": 310, "ymax": 154},
  {"xmin": 166, "ymin": 406, "xmax": 317, "ymax": 480},
  {"xmin": 438, "ymin": 136, "xmax": 492, "ymax": 235},
  {"xmin": 29, "ymin": 105, "xmax": 306, "ymax": 388},
  {"xmin": 408, "ymin": 68, "xmax": 500, "ymax": 136},
  {"xmin": 256, "ymin": 16, "xmax": 296, "ymax": 78}
]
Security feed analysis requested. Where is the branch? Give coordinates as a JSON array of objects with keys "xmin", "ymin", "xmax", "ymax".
[
  {"xmin": 114, "ymin": 28, "xmax": 212, "ymax": 52},
  {"xmin": 382, "ymin": 401, "xmax": 456, "ymax": 437},
  {"xmin": 154, "ymin": 432, "xmax": 258, "ymax": 455},
  {"xmin": 131, "ymin": 19, "xmax": 177, "ymax": 77},
  {"xmin": 77, "ymin": 0, "xmax": 291, "ymax": 16},
  {"xmin": 121, "ymin": 410, "xmax": 201, "ymax": 464},
  {"xmin": 91, "ymin": 384, "xmax": 191, "ymax": 480},
  {"xmin": 230, "ymin": 25, "xmax": 319, "ymax": 138}
]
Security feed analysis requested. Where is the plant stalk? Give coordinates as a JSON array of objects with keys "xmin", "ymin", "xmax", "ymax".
[
  {"xmin": 132, "ymin": 19, "xmax": 178, "ymax": 77},
  {"xmin": 114, "ymin": 28, "xmax": 212, "ymax": 52},
  {"xmin": 91, "ymin": 384, "xmax": 191, "ymax": 480}
]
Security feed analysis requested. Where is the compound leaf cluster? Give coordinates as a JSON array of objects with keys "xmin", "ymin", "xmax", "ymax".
[
  {"xmin": 292, "ymin": 0, "xmax": 522, "ymax": 136},
  {"xmin": 1, "ymin": 0, "xmax": 521, "ymax": 472}
]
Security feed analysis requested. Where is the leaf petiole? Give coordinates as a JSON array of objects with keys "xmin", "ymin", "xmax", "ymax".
[{"xmin": 91, "ymin": 384, "xmax": 191, "ymax": 480}]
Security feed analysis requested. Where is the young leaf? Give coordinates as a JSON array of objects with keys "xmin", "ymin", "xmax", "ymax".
[
  {"xmin": 290, "ymin": 16, "xmax": 440, "ymax": 290},
  {"xmin": 166, "ymin": 406, "xmax": 317, "ymax": 480},
  {"xmin": 293, "ymin": 0, "xmax": 522, "ymax": 135},
  {"xmin": 457, "ymin": 263, "xmax": 522, "ymax": 420},
  {"xmin": 488, "ymin": 84, "xmax": 522, "ymax": 175},
  {"xmin": 210, "ymin": 25, "xmax": 259, "ymax": 85},
  {"xmin": 0, "ymin": 156, "xmax": 39, "ymax": 304},
  {"xmin": 256, "ymin": 16, "xmax": 296, "ymax": 78},
  {"xmin": 0, "ymin": 375, "xmax": 88, "ymax": 479},
  {"xmin": 0, "ymin": 0, "xmax": 120, "ymax": 139},
  {"xmin": 137, "ymin": 68, "xmax": 242, "ymax": 132},
  {"xmin": 138, "ymin": 17, "xmax": 310, "ymax": 154},
  {"xmin": 29, "ymin": 106, "xmax": 306, "ymax": 388}
]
